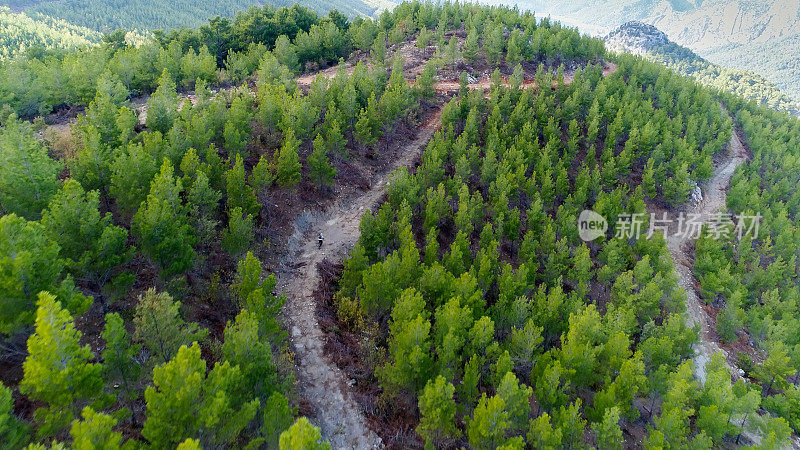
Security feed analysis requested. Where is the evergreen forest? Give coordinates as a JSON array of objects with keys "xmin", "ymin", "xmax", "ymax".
[{"xmin": 1, "ymin": 1, "xmax": 799, "ymax": 449}]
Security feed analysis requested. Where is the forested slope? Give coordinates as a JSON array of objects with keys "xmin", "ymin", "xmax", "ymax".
[
  {"xmin": 0, "ymin": 1, "xmax": 799, "ymax": 449},
  {"xmin": 605, "ymin": 21, "xmax": 800, "ymax": 116},
  {"xmin": 0, "ymin": 0, "xmax": 386, "ymax": 57},
  {"xmin": 326, "ymin": 4, "xmax": 798, "ymax": 450},
  {"xmin": 3, "ymin": 0, "xmax": 384, "ymax": 32},
  {"xmin": 0, "ymin": 4, "xmax": 351, "ymax": 117},
  {"xmin": 0, "ymin": 3, "xmax": 417, "ymax": 447},
  {"xmin": 501, "ymin": 0, "xmax": 800, "ymax": 106},
  {"xmin": 0, "ymin": 6, "xmax": 101, "ymax": 58}
]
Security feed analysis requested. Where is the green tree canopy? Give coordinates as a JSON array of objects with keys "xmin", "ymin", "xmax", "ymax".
[
  {"xmin": 142, "ymin": 342, "xmax": 260, "ymax": 448},
  {"xmin": 0, "ymin": 115, "xmax": 62, "ymax": 219},
  {"xmin": 20, "ymin": 292, "xmax": 103, "ymax": 437}
]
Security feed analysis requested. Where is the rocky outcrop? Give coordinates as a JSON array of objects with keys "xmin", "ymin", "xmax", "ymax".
[{"xmin": 604, "ymin": 21, "xmax": 670, "ymax": 55}]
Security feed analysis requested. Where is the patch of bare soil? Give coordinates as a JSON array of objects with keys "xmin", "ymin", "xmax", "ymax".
[{"xmin": 432, "ymin": 60, "xmax": 618, "ymax": 95}]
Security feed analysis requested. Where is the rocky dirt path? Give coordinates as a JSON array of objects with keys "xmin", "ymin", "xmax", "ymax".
[
  {"xmin": 273, "ymin": 109, "xmax": 442, "ymax": 449},
  {"xmin": 656, "ymin": 121, "xmax": 770, "ymax": 445},
  {"xmin": 663, "ymin": 124, "xmax": 748, "ymax": 383}
]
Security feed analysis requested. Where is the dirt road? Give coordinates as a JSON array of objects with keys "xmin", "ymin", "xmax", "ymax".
[
  {"xmin": 655, "ymin": 121, "xmax": 771, "ymax": 446},
  {"xmin": 651, "ymin": 116, "xmax": 750, "ymax": 384},
  {"xmin": 273, "ymin": 110, "xmax": 442, "ymax": 449},
  {"xmin": 662, "ymin": 125, "xmax": 748, "ymax": 383}
]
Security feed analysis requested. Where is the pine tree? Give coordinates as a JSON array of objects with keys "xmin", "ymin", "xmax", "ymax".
[
  {"xmin": 0, "ymin": 382, "xmax": 28, "ymax": 448},
  {"xmin": 324, "ymin": 116, "xmax": 346, "ymax": 157},
  {"xmin": 0, "ymin": 214, "xmax": 91, "ymax": 335},
  {"xmin": 232, "ymin": 252, "xmax": 286, "ymax": 340},
  {"xmin": 417, "ymin": 376, "xmax": 459, "ymax": 446},
  {"xmin": 370, "ymin": 31, "xmax": 387, "ymax": 64},
  {"xmin": 415, "ymin": 62, "xmax": 436, "ymax": 99},
  {"xmin": 0, "ymin": 115, "xmax": 62, "ymax": 219},
  {"xmin": 662, "ymin": 162, "xmax": 691, "ymax": 207},
  {"xmin": 221, "ymin": 207, "xmax": 254, "ymax": 257},
  {"xmin": 250, "ymin": 155, "xmax": 275, "ymax": 192},
  {"xmin": 483, "ymin": 23, "xmax": 504, "ymax": 66},
  {"xmin": 101, "ymin": 313, "xmax": 141, "ymax": 406},
  {"xmin": 308, "ymin": 134, "xmax": 337, "ymax": 189},
  {"xmin": 256, "ymin": 52, "xmax": 296, "ymax": 91},
  {"xmin": 110, "ymin": 138, "xmax": 163, "ymax": 215},
  {"xmin": 226, "ymin": 154, "xmax": 261, "ymax": 217},
  {"xmin": 224, "ymin": 118, "xmax": 249, "ymax": 161},
  {"xmin": 496, "ymin": 371, "xmax": 533, "ymax": 433},
  {"xmin": 116, "ymin": 106, "xmax": 137, "ymax": 145},
  {"xmin": 142, "ymin": 343, "xmax": 260, "ymax": 448},
  {"xmin": 527, "ymin": 413, "xmax": 563, "ymax": 449},
  {"xmin": 279, "ymin": 417, "xmax": 330, "ymax": 450},
  {"xmin": 355, "ymin": 92, "xmax": 381, "ymax": 148},
  {"xmin": 223, "ymin": 311, "xmax": 281, "ymax": 408},
  {"xmin": 756, "ymin": 341, "xmax": 795, "ymax": 395},
  {"xmin": 466, "ymin": 394, "xmax": 511, "ymax": 449},
  {"xmin": 132, "ymin": 160, "xmax": 196, "ymax": 277},
  {"xmin": 463, "ymin": 27, "xmax": 479, "ymax": 62},
  {"xmin": 554, "ymin": 400, "xmax": 588, "ymax": 445},
  {"xmin": 180, "ymin": 46, "xmax": 216, "ymax": 88},
  {"xmin": 535, "ymin": 360, "xmax": 570, "ymax": 412},
  {"xmin": 276, "ymin": 129, "xmax": 302, "ymax": 187},
  {"xmin": 649, "ymin": 361, "xmax": 697, "ymax": 447},
  {"xmin": 642, "ymin": 158, "xmax": 657, "ymax": 199},
  {"xmin": 70, "ymin": 407, "xmax": 122, "ymax": 450},
  {"xmin": 224, "ymin": 93, "xmax": 254, "ymax": 160},
  {"xmin": 133, "ymin": 289, "xmax": 208, "ymax": 365},
  {"xmin": 338, "ymin": 82, "xmax": 359, "ymax": 127},
  {"xmin": 186, "ymin": 170, "xmax": 222, "ymax": 242},
  {"xmin": 378, "ymin": 293, "xmax": 433, "ymax": 393},
  {"xmin": 262, "ymin": 392, "xmax": 296, "ymax": 449},
  {"xmin": 71, "ymin": 125, "xmax": 114, "ymax": 194},
  {"xmin": 281, "ymin": 93, "xmax": 318, "ymax": 139},
  {"xmin": 20, "ymin": 292, "xmax": 103, "ymax": 437},
  {"xmin": 592, "ymin": 407, "xmax": 623, "ymax": 450},
  {"xmin": 176, "ymin": 438, "xmax": 201, "ymax": 450},
  {"xmin": 41, "ymin": 179, "xmax": 132, "ymax": 287},
  {"xmin": 506, "ymin": 29, "xmax": 525, "ymax": 66},
  {"xmin": 443, "ymin": 35, "xmax": 461, "ymax": 66},
  {"xmin": 416, "ymin": 27, "xmax": 433, "ymax": 47},
  {"xmin": 145, "ymin": 70, "xmax": 178, "ymax": 134},
  {"xmin": 274, "ymin": 35, "xmax": 300, "ymax": 74}
]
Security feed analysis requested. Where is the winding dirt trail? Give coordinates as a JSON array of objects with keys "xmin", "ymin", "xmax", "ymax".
[
  {"xmin": 273, "ymin": 110, "xmax": 442, "ymax": 449},
  {"xmin": 656, "ymin": 121, "xmax": 749, "ymax": 383},
  {"xmin": 275, "ymin": 60, "xmax": 618, "ymax": 448},
  {"xmin": 654, "ymin": 121, "xmax": 771, "ymax": 446}
]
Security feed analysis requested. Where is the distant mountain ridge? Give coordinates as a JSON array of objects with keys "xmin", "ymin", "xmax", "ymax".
[
  {"xmin": 604, "ymin": 20, "xmax": 800, "ymax": 115},
  {"xmin": 0, "ymin": 0, "xmax": 389, "ymax": 33},
  {"xmin": 500, "ymin": 0, "xmax": 800, "ymax": 105}
]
